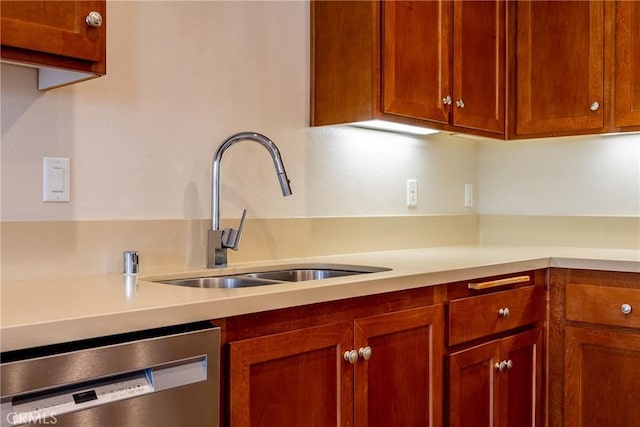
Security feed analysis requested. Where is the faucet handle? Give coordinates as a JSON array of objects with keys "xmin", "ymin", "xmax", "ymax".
[{"xmin": 222, "ymin": 209, "xmax": 247, "ymax": 250}]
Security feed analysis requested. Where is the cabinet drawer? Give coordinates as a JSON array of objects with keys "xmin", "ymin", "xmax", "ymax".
[
  {"xmin": 566, "ymin": 284, "xmax": 640, "ymax": 329},
  {"xmin": 448, "ymin": 285, "xmax": 543, "ymax": 346}
]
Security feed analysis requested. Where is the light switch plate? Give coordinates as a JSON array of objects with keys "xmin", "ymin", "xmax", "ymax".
[
  {"xmin": 43, "ymin": 157, "xmax": 70, "ymax": 202},
  {"xmin": 406, "ymin": 179, "xmax": 418, "ymax": 207},
  {"xmin": 464, "ymin": 183, "xmax": 473, "ymax": 207}
]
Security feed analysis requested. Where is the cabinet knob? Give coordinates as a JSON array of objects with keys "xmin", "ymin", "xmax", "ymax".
[
  {"xmin": 498, "ymin": 307, "xmax": 510, "ymax": 318},
  {"xmin": 495, "ymin": 360, "xmax": 513, "ymax": 372},
  {"xmin": 86, "ymin": 11, "xmax": 103, "ymax": 28},
  {"xmin": 455, "ymin": 99, "xmax": 465, "ymax": 108},
  {"xmin": 343, "ymin": 350, "xmax": 358, "ymax": 364},
  {"xmin": 621, "ymin": 303, "xmax": 632, "ymax": 315},
  {"xmin": 443, "ymin": 95, "xmax": 452, "ymax": 106},
  {"xmin": 590, "ymin": 101, "xmax": 600, "ymax": 111},
  {"xmin": 358, "ymin": 346, "xmax": 372, "ymax": 361}
]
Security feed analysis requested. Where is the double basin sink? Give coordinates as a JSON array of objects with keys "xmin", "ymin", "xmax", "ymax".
[{"xmin": 153, "ymin": 264, "xmax": 390, "ymax": 289}]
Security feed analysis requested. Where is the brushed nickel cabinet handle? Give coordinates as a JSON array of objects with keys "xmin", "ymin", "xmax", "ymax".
[
  {"xmin": 343, "ymin": 350, "xmax": 358, "ymax": 364},
  {"xmin": 498, "ymin": 307, "xmax": 511, "ymax": 318},
  {"xmin": 443, "ymin": 95, "xmax": 452, "ymax": 105},
  {"xmin": 358, "ymin": 346, "xmax": 372, "ymax": 361},
  {"xmin": 86, "ymin": 11, "xmax": 103, "ymax": 27},
  {"xmin": 621, "ymin": 303, "xmax": 632, "ymax": 315},
  {"xmin": 590, "ymin": 101, "xmax": 600, "ymax": 111},
  {"xmin": 468, "ymin": 275, "xmax": 530, "ymax": 290}
]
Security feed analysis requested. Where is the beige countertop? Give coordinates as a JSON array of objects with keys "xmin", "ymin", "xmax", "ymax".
[{"xmin": 1, "ymin": 245, "xmax": 638, "ymax": 352}]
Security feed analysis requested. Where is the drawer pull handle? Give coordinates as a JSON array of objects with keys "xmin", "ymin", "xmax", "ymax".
[
  {"xmin": 468, "ymin": 275, "xmax": 530, "ymax": 290},
  {"xmin": 344, "ymin": 350, "xmax": 358, "ymax": 364},
  {"xmin": 621, "ymin": 303, "xmax": 632, "ymax": 315},
  {"xmin": 358, "ymin": 346, "xmax": 372, "ymax": 361},
  {"xmin": 498, "ymin": 307, "xmax": 511, "ymax": 318}
]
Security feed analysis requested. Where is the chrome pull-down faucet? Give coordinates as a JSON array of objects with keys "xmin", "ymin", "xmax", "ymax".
[{"xmin": 208, "ymin": 132, "xmax": 292, "ymax": 268}]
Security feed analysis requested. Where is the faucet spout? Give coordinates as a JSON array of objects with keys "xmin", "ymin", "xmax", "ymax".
[{"xmin": 209, "ymin": 132, "xmax": 292, "ymax": 268}]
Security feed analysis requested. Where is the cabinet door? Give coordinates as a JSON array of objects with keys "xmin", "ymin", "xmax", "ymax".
[
  {"xmin": 1, "ymin": 1, "xmax": 105, "ymax": 63},
  {"xmin": 229, "ymin": 322, "xmax": 354, "ymax": 427},
  {"xmin": 615, "ymin": 1, "xmax": 640, "ymax": 128},
  {"xmin": 448, "ymin": 328, "xmax": 542, "ymax": 427},
  {"xmin": 515, "ymin": 1, "xmax": 604, "ymax": 135},
  {"xmin": 500, "ymin": 328, "xmax": 543, "ymax": 427},
  {"xmin": 354, "ymin": 305, "xmax": 443, "ymax": 427},
  {"xmin": 452, "ymin": 0, "xmax": 505, "ymax": 134},
  {"xmin": 382, "ymin": 0, "xmax": 451, "ymax": 124},
  {"xmin": 565, "ymin": 326, "xmax": 640, "ymax": 426},
  {"xmin": 449, "ymin": 339, "xmax": 501, "ymax": 427}
]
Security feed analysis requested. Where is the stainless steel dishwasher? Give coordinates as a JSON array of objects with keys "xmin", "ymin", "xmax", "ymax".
[{"xmin": 0, "ymin": 321, "xmax": 220, "ymax": 426}]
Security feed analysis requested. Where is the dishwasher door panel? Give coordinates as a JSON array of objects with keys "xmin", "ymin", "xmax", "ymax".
[{"xmin": 1, "ymin": 322, "xmax": 220, "ymax": 427}]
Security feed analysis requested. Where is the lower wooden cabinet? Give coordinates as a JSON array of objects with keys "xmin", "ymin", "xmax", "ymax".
[
  {"xmin": 564, "ymin": 326, "xmax": 640, "ymax": 426},
  {"xmin": 547, "ymin": 268, "xmax": 640, "ymax": 427},
  {"xmin": 448, "ymin": 328, "xmax": 543, "ymax": 427},
  {"xmin": 354, "ymin": 305, "xmax": 443, "ymax": 427},
  {"xmin": 228, "ymin": 322, "xmax": 353, "ymax": 426},
  {"xmin": 228, "ymin": 305, "xmax": 443, "ymax": 426}
]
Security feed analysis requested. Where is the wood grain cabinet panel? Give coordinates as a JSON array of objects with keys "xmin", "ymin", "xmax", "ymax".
[
  {"xmin": 228, "ymin": 304, "xmax": 444, "ymax": 427},
  {"xmin": 382, "ymin": 0, "xmax": 450, "ymax": 125},
  {"xmin": 0, "ymin": 0, "xmax": 106, "ymax": 88},
  {"xmin": 515, "ymin": 0, "xmax": 605, "ymax": 136},
  {"xmin": 448, "ymin": 285, "xmax": 543, "ymax": 346},
  {"xmin": 451, "ymin": 0, "xmax": 505, "ymax": 133},
  {"xmin": 354, "ymin": 305, "xmax": 443, "ymax": 427},
  {"xmin": 312, "ymin": 0, "xmax": 507, "ymax": 137},
  {"xmin": 448, "ymin": 328, "xmax": 543, "ymax": 427},
  {"xmin": 615, "ymin": 0, "xmax": 640, "ymax": 129},
  {"xmin": 565, "ymin": 327, "xmax": 640, "ymax": 426},
  {"xmin": 229, "ymin": 322, "xmax": 354, "ymax": 426},
  {"xmin": 565, "ymin": 283, "xmax": 640, "ymax": 329}
]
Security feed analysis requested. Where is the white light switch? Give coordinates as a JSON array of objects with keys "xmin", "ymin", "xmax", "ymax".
[
  {"xmin": 43, "ymin": 157, "xmax": 70, "ymax": 202},
  {"xmin": 464, "ymin": 183, "xmax": 474, "ymax": 207},
  {"xmin": 406, "ymin": 179, "xmax": 418, "ymax": 207}
]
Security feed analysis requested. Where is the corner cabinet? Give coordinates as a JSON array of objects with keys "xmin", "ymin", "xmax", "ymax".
[
  {"xmin": 0, "ymin": 0, "xmax": 106, "ymax": 90},
  {"xmin": 311, "ymin": 0, "xmax": 507, "ymax": 138},
  {"xmin": 514, "ymin": 0, "xmax": 605, "ymax": 136},
  {"xmin": 547, "ymin": 268, "xmax": 640, "ymax": 427},
  {"xmin": 513, "ymin": 0, "xmax": 640, "ymax": 137},
  {"xmin": 614, "ymin": 0, "xmax": 640, "ymax": 130}
]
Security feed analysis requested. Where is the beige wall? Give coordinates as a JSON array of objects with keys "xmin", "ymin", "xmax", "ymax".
[
  {"xmin": 1, "ymin": 1, "xmax": 477, "ymax": 223},
  {"xmin": 1, "ymin": 1, "xmax": 638, "ymax": 280}
]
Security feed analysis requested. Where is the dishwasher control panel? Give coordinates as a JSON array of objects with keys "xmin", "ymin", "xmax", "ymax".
[
  {"xmin": 4, "ymin": 355, "xmax": 207, "ymax": 426},
  {"xmin": 11, "ymin": 371, "xmax": 153, "ymax": 423}
]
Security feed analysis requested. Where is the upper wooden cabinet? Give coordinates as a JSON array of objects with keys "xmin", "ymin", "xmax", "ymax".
[
  {"xmin": 513, "ymin": 1, "xmax": 605, "ymax": 136},
  {"xmin": 614, "ymin": 0, "xmax": 640, "ymax": 130},
  {"xmin": 311, "ymin": 0, "xmax": 507, "ymax": 138},
  {"xmin": 513, "ymin": 0, "xmax": 640, "ymax": 137},
  {"xmin": 312, "ymin": 0, "xmax": 640, "ymax": 139},
  {"xmin": 1, "ymin": 0, "xmax": 106, "ymax": 90}
]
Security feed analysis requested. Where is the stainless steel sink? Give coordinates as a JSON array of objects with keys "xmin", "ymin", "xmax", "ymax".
[
  {"xmin": 151, "ymin": 264, "xmax": 390, "ymax": 289},
  {"xmin": 159, "ymin": 276, "xmax": 280, "ymax": 289},
  {"xmin": 245, "ymin": 269, "xmax": 366, "ymax": 282}
]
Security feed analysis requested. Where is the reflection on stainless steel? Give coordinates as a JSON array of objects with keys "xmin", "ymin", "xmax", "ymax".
[
  {"xmin": 160, "ymin": 276, "xmax": 279, "ymax": 289},
  {"xmin": 152, "ymin": 264, "xmax": 392, "ymax": 289},
  {"xmin": 124, "ymin": 274, "xmax": 139, "ymax": 298},
  {"xmin": 208, "ymin": 132, "xmax": 292, "ymax": 268},
  {"xmin": 0, "ymin": 322, "xmax": 220, "ymax": 427}
]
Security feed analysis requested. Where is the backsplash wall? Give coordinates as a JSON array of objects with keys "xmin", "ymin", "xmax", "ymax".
[
  {"xmin": 1, "ymin": 1, "xmax": 638, "ymax": 279},
  {"xmin": 1, "ymin": 1, "xmax": 476, "ymax": 223}
]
